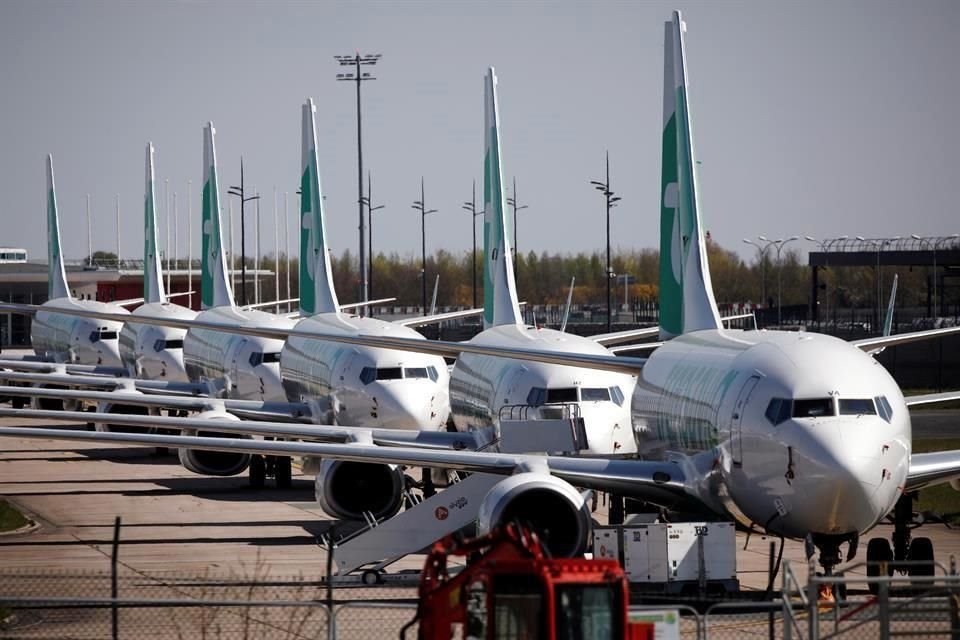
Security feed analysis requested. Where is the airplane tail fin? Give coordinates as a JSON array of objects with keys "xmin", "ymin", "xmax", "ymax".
[
  {"xmin": 658, "ymin": 11, "xmax": 722, "ymax": 340},
  {"xmin": 298, "ymin": 99, "xmax": 340, "ymax": 316},
  {"xmin": 482, "ymin": 67, "xmax": 523, "ymax": 330},
  {"xmin": 46, "ymin": 155, "xmax": 70, "ymax": 300},
  {"xmin": 200, "ymin": 123, "xmax": 235, "ymax": 310},
  {"xmin": 144, "ymin": 143, "xmax": 166, "ymax": 304},
  {"xmin": 883, "ymin": 274, "xmax": 898, "ymax": 337}
]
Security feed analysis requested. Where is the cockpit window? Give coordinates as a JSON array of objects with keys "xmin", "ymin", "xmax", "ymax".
[
  {"xmin": 546, "ymin": 388, "xmax": 578, "ymax": 404},
  {"xmin": 377, "ymin": 367, "xmax": 402, "ymax": 380},
  {"xmin": 249, "ymin": 352, "xmax": 262, "ymax": 367},
  {"xmin": 360, "ymin": 367, "xmax": 375, "ymax": 385},
  {"xmin": 609, "ymin": 386, "xmax": 625, "ymax": 407},
  {"xmin": 839, "ymin": 398, "xmax": 876, "ymax": 416},
  {"xmin": 765, "ymin": 398, "xmax": 792, "ymax": 425},
  {"xmin": 262, "ymin": 352, "xmax": 280, "ymax": 364},
  {"xmin": 527, "ymin": 387, "xmax": 546, "ymax": 406},
  {"xmin": 875, "ymin": 395, "xmax": 893, "ymax": 423},
  {"xmin": 793, "ymin": 398, "xmax": 835, "ymax": 418},
  {"xmin": 154, "ymin": 338, "xmax": 185, "ymax": 352},
  {"xmin": 359, "ymin": 367, "xmax": 407, "ymax": 385},
  {"xmin": 427, "ymin": 366, "xmax": 439, "ymax": 382},
  {"xmin": 404, "ymin": 367, "xmax": 429, "ymax": 379},
  {"xmin": 89, "ymin": 329, "xmax": 118, "ymax": 343},
  {"xmin": 581, "ymin": 388, "xmax": 610, "ymax": 402}
]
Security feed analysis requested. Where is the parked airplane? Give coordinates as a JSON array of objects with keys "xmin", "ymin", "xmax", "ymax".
[{"xmin": 4, "ymin": 13, "xmax": 959, "ymax": 581}]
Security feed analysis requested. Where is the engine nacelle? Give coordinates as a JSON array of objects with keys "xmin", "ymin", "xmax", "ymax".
[
  {"xmin": 950, "ymin": 478, "xmax": 960, "ymax": 492},
  {"xmin": 93, "ymin": 394, "xmax": 152, "ymax": 433},
  {"xmin": 177, "ymin": 411, "xmax": 251, "ymax": 477},
  {"xmin": 477, "ymin": 472, "xmax": 592, "ymax": 558},
  {"xmin": 314, "ymin": 458, "xmax": 405, "ymax": 521}
]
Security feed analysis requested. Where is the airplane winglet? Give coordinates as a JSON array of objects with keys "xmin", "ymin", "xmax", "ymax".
[
  {"xmin": 658, "ymin": 11, "xmax": 722, "ymax": 340},
  {"xmin": 482, "ymin": 67, "xmax": 523, "ymax": 329},
  {"xmin": 46, "ymin": 155, "xmax": 71, "ymax": 300},
  {"xmin": 144, "ymin": 143, "xmax": 166, "ymax": 304},
  {"xmin": 299, "ymin": 99, "xmax": 340, "ymax": 316},
  {"xmin": 201, "ymin": 123, "xmax": 235, "ymax": 309}
]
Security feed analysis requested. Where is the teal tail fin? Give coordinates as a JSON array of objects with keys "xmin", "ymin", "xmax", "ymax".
[
  {"xmin": 46, "ymin": 155, "xmax": 70, "ymax": 300},
  {"xmin": 883, "ymin": 274, "xmax": 898, "ymax": 337},
  {"xmin": 200, "ymin": 123, "xmax": 235, "ymax": 310},
  {"xmin": 299, "ymin": 99, "xmax": 340, "ymax": 316},
  {"xmin": 144, "ymin": 143, "xmax": 166, "ymax": 304},
  {"xmin": 658, "ymin": 11, "xmax": 722, "ymax": 340},
  {"xmin": 482, "ymin": 67, "xmax": 523, "ymax": 329}
]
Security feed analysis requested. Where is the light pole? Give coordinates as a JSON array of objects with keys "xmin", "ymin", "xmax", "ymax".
[
  {"xmin": 912, "ymin": 233, "xmax": 959, "ymax": 318},
  {"xmin": 771, "ymin": 236, "xmax": 799, "ymax": 326},
  {"xmin": 505, "ymin": 177, "xmax": 528, "ymax": 278},
  {"xmin": 856, "ymin": 235, "xmax": 899, "ymax": 332},
  {"xmin": 360, "ymin": 171, "xmax": 385, "ymax": 304},
  {"xmin": 411, "ymin": 178, "xmax": 437, "ymax": 316},
  {"xmin": 228, "ymin": 158, "xmax": 260, "ymax": 307},
  {"xmin": 590, "ymin": 152, "xmax": 622, "ymax": 332},
  {"xmin": 462, "ymin": 181, "xmax": 483, "ymax": 309},
  {"xmin": 743, "ymin": 237, "xmax": 776, "ymax": 306},
  {"xmin": 805, "ymin": 235, "xmax": 847, "ymax": 330},
  {"xmin": 335, "ymin": 52, "xmax": 381, "ymax": 309}
]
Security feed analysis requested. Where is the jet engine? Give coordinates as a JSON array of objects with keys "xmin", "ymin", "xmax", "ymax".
[
  {"xmin": 314, "ymin": 459, "xmax": 406, "ymax": 521},
  {"xmin": 178, "ymin": 411, "xmax": 252, "ymax": 477},
  {"xmin": 477, "ymin": 473, "xmax": 592, "ymax": 558},
  {"xmin": 93, "ymin": 395, "xmax": 152, "ymax": 433}
]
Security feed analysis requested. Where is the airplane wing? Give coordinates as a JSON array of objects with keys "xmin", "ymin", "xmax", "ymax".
[
  {"xmin": 851, "ymin": 325, "xmax": 960, "ymax": 353},
  {"xmin": 0, "ymin": 424, "xmax": 688, "ymax": 505},
  {"xmin": 395, "ymin": 307, "xmax": 483, "ymax": 328},
  {"xmin": 241, "ymin": 298, "xmax": 299, "ymax": 311},
  {"xmin": 0, "ymin": 408, "xmax": 492, "ymax": 450},
  {"xmin": 0, "ymin": 302, "xmax": 645, "ymax": 375},
  {"xmin": 340, "ymin": 297, "xmax": 397, "ymax": 311},
  {"xmin": 114, "ymin": 291, "xmax": 195, "ymax": 308},
  {"xmin": 0, "ymin": 359, "xmax": 128, "ymax": 378},
  {"xmin": 905, "ymin": 449, "xmax": 960, "ymax": 492},
  {"xmin": 607, "ymin": 343, "xmax": 661, "ymax": 355},
  {"xmin": 905, "ymin": 391, "xmax": 960, "ymax": 407},
  {"xmin": 589, "ymin": 327, "xmax": 659, "ymax": 346}
]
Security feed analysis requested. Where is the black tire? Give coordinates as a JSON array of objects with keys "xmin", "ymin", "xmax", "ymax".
[
  {"xmin": 908, "ymin": 537, "xmax": 935, "ymax": 579},
  {"xmin": 11, "ymin": 397, "xmax": 25, "ymax": 409},
  {"xmin": 361, "ymin": 570, "xmax": 381, "ymax": 586},
  {"xmin": 274, "ymin": 457, "xmax": 293, "ymax": 489},
  {"xmin": 866, "ymin": 538, "xmax": 893, "ymax": 595},
  {"xmin": 249, "ymin": 455, "xmax": 266, "ymax": 489}
]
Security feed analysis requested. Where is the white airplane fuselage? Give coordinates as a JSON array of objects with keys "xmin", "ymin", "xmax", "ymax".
[
  {"xmin": 281, "ymin": 313, "xmax": 451, "ymax": 429},
  {"xmin": 32, "ymin": 298, "xmax": 128, "ymax": 367},
  {"xmin": 632, "ymin": 328, "xmax": 909, "ymax": 540},
  {"xmin": 119, "ymin": 302, "xmax": 194, "ymax": 382},
  {"xmin": 450, "ymin": 325, "xmax": 638, "ymax": 455},
  {"xmin": 183, "ymin": 306, "xmax": 292, "ymax": 402}
]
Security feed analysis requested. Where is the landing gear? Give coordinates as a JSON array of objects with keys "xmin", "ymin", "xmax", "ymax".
[
  {"xmin": 609, "ymin": 493, "xmax": 624, "ymax": 525},
  {"xmin": 808, "ymin": 533, "xmax": 857, "ymax": 602},
  {"xmin": 250, "ymin": 455, "xmax": 294, "ymax": 489},
  {"xmin": 865, "ymin": 493, "xmax": 937, "ymax": 594},
  {"xmin": 274, "ymin": 457, "xmax": 293, "ymax": 489},
  {"xmin": 422, "ymin": 468, "xmax": 436, "ymax": 499},
  {"xmin": 249, "ymin": 455, "xmax": 266, "ymax": 488}
]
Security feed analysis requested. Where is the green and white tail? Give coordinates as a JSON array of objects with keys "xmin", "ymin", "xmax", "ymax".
[
  {"xmin": 658, "ymin": 11, "xmax": 722, "ymax": 340},
  {"xmin": 482, "ymin": 67, "xmax": 522, "ymax": 330},
  {"xmin": 883, "ymin": 274, "xmax": 898, "ymax": 337},
  {"xmin": 45, "ymin": 155, "xmax": 70, "ymax": 300},
  {"xmin": 200, "ymin": 123, "xmax": 235, "ymax": 310},
  {"xmin": 298, "ymin": 99, "xmax": 340, "ymax": 317},
  {"xmin": 143, "ymin": 143, "xmax": 166, "ymax": 304}
]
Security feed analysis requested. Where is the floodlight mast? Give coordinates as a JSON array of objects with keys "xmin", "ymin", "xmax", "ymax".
[
  {"xmin": 411, "ymin": 178, "xmax": 438, "ymax": 316},
  {"xmin": 590, "ymin": 151, "xmax": 621, "ymax": 332},
  {"xmin": 505, "ymin": 177, "xmax": 528, "ymax": 279},
  {"xmin": 359, "ymin": 171, "xmax": 385, "ymax": 302},
  {"xmin": 228, "ymin": 158, "xmax": 260, "ymax": 307},
  {"xmin": 335, "ymin": 52, "xmax": 381, "ymax": 315},
  {"xmin": 462, "ymin": 181, "xmax": 483, "ymax": 309}
]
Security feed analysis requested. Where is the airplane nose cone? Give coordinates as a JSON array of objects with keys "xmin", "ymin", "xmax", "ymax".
[
  {"xmin": 100, "ymin": 342, "xmax": 124, "ymax": 368},
  {"xmin": 785, "ymin": 420, "xmax": 904, "ymax": 535},
  {"xmin": 259, "ymin": 364, "xmax": 287, "ymax": 402},
  {"xmin": 375, "ymin": 383, "xmax": 439, "ymax": 430},
  {"xmin": 576, "ymin": 404, "xmax": 636, "ymax": 456}
]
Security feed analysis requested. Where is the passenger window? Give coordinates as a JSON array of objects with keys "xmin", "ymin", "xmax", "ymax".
[
  {"xmin": 359, "ymin": 367, "xmax": 376, "ymax": 385},
  {"xmin": 581, "ymin": 388, "xmax": 610, "ymax": 402},
  {"xmin": 792, "ymin": 398, "xmax": 835, "ymax": 418},
  {"xmin": 404, "ymin": 367, "xmax": 429, "ymax": 379},
  {"xmin": 839, "ymin": 398, "xmax": 876, "ymax": 416}
]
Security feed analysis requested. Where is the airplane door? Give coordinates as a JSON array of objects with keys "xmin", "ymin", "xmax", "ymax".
[
  {"xmin": 731, "ymin": 375, "xmax": 761, "ymax": 467},
  {"xmin": 230, "ymin": 338, "xmax": 248, "ymax": 394}
]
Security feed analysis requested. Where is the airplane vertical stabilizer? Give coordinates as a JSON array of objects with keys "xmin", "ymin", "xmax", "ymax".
[
  {"xmin": 45, "ymin": 155, "xmax": 71, "ymax": 300},
  {"xmin": 883, "ymin": 274, "xmax": 898, "ymax": 337},
  {"xmin": 482, "ymin": 67, "xmax": 523, "ymax": 329},
  {"xmin": 200, "ymin": 123, "xmax": 235, "ymax": 310},
  {"xmin": 144, "ymin": 143, "xmax": 166, "ymax": 304},
  {"xmin": 299, "ymin": 99, "xmax": 340, "ymax": 316},
  {"xmin": 658, "ymin": 11, "xmax": 722, "ymax": 340}
]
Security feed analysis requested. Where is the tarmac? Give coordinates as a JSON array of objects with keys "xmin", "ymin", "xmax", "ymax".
[{"xmin": 0, "ymin": 413, "xmax": 958, "ymax": 596}]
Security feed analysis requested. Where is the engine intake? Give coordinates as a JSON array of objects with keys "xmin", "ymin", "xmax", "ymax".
[
  {"xmin": 477, "ymin": 473, "xmax": 592, "ymax": 558},
  {"xmin": 178, "ymin": 411, "xmax": 251, "ymax": 477},
  {"xmin": 315, "ymin": 459, "xmax": 405, "ymax": 521},
  {"xmin": 93, "ymin": 397, "xmax": 152, "ymax": 433}
]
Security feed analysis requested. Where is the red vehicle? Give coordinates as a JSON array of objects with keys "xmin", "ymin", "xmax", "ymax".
[{"xmin": 407, "ymin": 523, "xmax": 652, "ymax": 639}]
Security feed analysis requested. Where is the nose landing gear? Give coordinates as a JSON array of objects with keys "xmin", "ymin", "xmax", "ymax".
[{"xmin": 806, "ymin": 532, "xmax": 858, "ymax": 603}]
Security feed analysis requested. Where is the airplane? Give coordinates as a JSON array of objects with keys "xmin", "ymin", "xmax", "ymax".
[{"xmin": 4, "ymin": 13, "xmax": 960, "ymax": 584}]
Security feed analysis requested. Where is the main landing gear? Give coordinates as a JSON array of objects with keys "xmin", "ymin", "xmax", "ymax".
[
  {"xmin": 249, "ymin": 455, "xmax": 293, "ymax": 489},
  {"xmin": 865, "ymin": 493, "xmax": 935, "ymax": 595}
]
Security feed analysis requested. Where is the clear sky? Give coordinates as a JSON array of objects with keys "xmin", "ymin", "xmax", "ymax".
[{"xmin": 0, "ymin": 0, "xmax": 957, "ymax": 265}]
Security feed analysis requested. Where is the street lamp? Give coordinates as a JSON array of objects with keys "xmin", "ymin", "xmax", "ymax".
[
  {"xmin": 805, "ymin": 235, "xmax": 847, "ymax": 330},
  {"xmin": 335, "ymin": 51, "xmax": 382, "ymax": 308},
  {"xmin": 856, "ymin": 235, "xmax": 900, "ymax": 333},
  {"xmin": 590, "ymin": 152, "xmax": 621, "ymax": 332},
  {"xmin": 771, "ymin": 236, "xmax": 799, "ymax": 326},
  {"xmin": 228, "ymin": 157, "xmax": 260, "ymax": 307},
  {"xmin": 911, "ymin": 233, "xmax": 959, "ymax": 318},
  {"xmin": 742, "ymin": 237, "xmax": 775, "ymax": 306},
  {"xmin": 411, "ymin": 177, "xmax": 438, "ymax": 316},
  {"xmin": 462, "ymin": 181, "xmax": 483, "ymax": 309},
  {"xmin": 360, "ymin": 171, "xmax": 384, "ymax": 305},
  {"xmin": 505, "ymin": 177, "xmax": 528, "ymax": 278}
]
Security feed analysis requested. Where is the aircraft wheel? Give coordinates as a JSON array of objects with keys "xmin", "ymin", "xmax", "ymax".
[
  {"xmin": 361, "ymin": 570, "xmax": 382, "ymax": 586},
  {"xmin": 908, "ymin": 537, "xmax": 935, "ymax": 580},
  {"xmin": 249, "ymin": 455, "xmax": 266, "ymax": 489},
  {"xmin": 866, "ymin": 538, "xmax": 893, "ymax": 595},
  {"xmin": 274, "ymin": 457, "xmax": 292, "ymax": 489},
  {"xmin": 11, "ymin": 397, "xmax": 25, "ymax": 409}
]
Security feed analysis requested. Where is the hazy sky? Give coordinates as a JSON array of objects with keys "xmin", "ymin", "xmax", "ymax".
[{"xmin": 1, "ymin": 1, "xmax": 957, "ymax": 266}]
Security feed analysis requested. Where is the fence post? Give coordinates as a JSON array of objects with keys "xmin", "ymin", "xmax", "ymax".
[
  {"xmin": 327, "ymin": 524, "xmax": 336, "ymax": 640},
  {"xmin": 878, "ymin": 576, "xmax": 890, "ymax": 640},
  {"xmin": 949, "ymin": 556, "xmax": 958, "ymax": 640},
  {"xmin": 111, "ymin": 516, "xmax": 120, "ymax": 640},
  {"xmin": 807, "ymin": 560, "xmax": 818, "ymax": 640}
]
